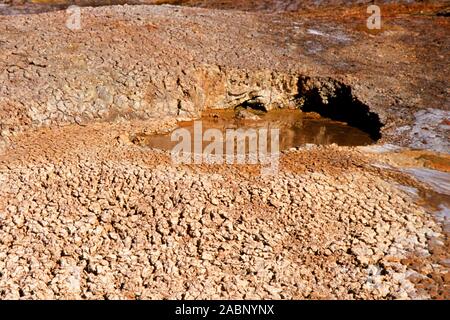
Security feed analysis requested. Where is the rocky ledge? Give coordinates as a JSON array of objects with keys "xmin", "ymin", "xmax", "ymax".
[{"xmin": 0, "ymin": 2, "xmax": 449, "ymax": 150}]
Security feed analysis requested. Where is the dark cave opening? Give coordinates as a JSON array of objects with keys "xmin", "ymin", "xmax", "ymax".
[
  {"xmin": 297, "ymin": 78, "xmax": 383, "ymax": 141},
  {"xmin": 237, "ymin": 99, "xmax": 268, "ymax": 113}
]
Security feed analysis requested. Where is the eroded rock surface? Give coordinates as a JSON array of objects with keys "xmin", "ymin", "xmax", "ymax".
[{"xmin": 0, "ymin": 2, "xmax": 449, "ymax": 149}]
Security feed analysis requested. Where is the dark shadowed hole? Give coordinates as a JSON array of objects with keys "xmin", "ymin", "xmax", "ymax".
[
  {"xmin": 297, "ymin": 82, "xmax": 383, "ymax": 141},
  {"xmin": 237, "ymin": 99, "xmax": 268, "ymax": 113}
]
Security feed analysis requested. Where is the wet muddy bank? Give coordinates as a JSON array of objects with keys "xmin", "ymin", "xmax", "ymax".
[{"xmin": 358, "ymin": 145, "xmax": 450, "ymax": 299}]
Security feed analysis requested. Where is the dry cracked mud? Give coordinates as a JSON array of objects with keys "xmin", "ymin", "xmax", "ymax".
[{"xmin": 0, "ymin": 0, "xmax": 449, "ymax": 300}]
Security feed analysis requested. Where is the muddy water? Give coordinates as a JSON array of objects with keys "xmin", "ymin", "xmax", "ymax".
[{"xmin": 135, "ymin": 109, "xmax": 375, "ymax": 152}]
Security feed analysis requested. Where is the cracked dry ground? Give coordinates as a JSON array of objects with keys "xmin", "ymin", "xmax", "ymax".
[
  {"xmin": 0, "ymin": 2, "xmax": 449, "ymax": 299},
  {"xmin": 0, "ymin": 122, "xmax": 447, "ymax": 300}
]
